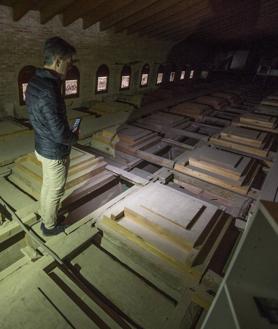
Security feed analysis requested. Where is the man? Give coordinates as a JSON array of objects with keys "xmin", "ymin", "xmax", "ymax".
[{"xmin": 26, "ymin": 37, "xmax": 79, "ymax": 236}]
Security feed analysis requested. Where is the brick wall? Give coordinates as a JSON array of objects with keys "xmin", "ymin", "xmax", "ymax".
[{"xmin": 0, "ymin": 5, "xmax": 173, "ymax": 118}]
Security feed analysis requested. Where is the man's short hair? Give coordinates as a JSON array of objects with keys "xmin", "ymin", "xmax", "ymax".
[{"xmin": 43, "ymin": 37, "xmax": 76, "ymax": 65}]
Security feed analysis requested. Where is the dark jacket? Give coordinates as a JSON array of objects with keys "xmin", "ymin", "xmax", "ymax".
[{"xmin": 25, "ymin": 68, "xmax": 77, "ymax": 160}]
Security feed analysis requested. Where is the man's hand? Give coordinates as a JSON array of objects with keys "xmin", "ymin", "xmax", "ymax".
[
  {"xmin": 72, "ymin": 127, "xmax": 79, "ymax": 134},
  {"xmin": 72, "ymin": 128, "xmax": 80, "ymax": 144}
]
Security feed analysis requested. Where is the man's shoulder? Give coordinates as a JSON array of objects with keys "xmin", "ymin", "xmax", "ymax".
[{"xmin": 27, "ymin": 74, "xmax": 56, "ymax": 98}]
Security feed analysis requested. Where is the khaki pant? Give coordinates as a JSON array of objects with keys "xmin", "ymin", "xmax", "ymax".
[{"xmin": 35, "ymin": 151, "xmax": 70, "ymax": 229}]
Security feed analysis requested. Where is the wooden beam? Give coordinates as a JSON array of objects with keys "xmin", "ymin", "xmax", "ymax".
[
  {"xmin": 141, "ymin": 2, "xmax": 212, "ymax": 33},
  {"xmin": 145, "ymin": 21, "xmax": 203, "ymax": 42},
  {"xmin": 140, "ymin": 6, "xmax": 210, "ymax": 37},
  {"xmin": 62, "ymin": 0, "xmax": 106, "ymax": 27},
  {"xmin": 172, "ymin": 15, "xmax": 252, "ymax": 42},
  {"xmin": 155, "ymin": 0, "xmax": 278, "ymax": 43},
  {"xmin": 149, "ymin": 0, "xmax": 263, "ymax": 41},
  {"xmin": 196, "ymin": 19, "xmax": 247, "ymax": 37},
  {"xmin": 99, "ymin": 0, "xmax": 159, "ymax": 31},
  {"xmin": 196, "ymin": 12, "xmax": 261, "ymax": 37},
  {"xmin": 127, "ymin": 0, "xmax": 206, "ymax": 34},
  {"xmin": 194, "ymin": 30, "xmax": 251, "ymax": 43},
  {"xmin": 40, "ymin": 0, "xmax": 76, "ymax": 24},
  {"xmin": 163, "ymin": 26, "xmax": 230, "ymax": 43},
  {"xmin": 148, "ymin": 17, "xmax": 203, "ymax": 39},
  {"xmin": 135, "ymin": 150, "xmax": 175, "ymax": 169},
  {"xmin": 161, "ymin": 32, "xmax": 194, "ymax": 43},
  {"xmin": 105, "ymin": 164, "xmax": 149, "ymax": 186},
  {"xmin": 82, "ymin": 0, "xmax": 132, "ymax": 29},
  {"xmin": 168, "ymin": 17, "xmax": 278, "ymax": 44},
  {"xmin": 147, "ymin": 8, "xmax": 210, "ymax": 35},
  {"xmin": 161, "ymin": 32, "xmax": 187, "ymax": 42},
  {"xmin": 164, "ymin": 23, "xmax": 244, "ymax": 43},
  {"xmin": 161, "ymin": 138, "xmax": 194, "ymax": 150},
  {"xmin": 126, "ymin": 0, "xmax": 190, "ymax": 34},
  {"xmin": 160, "ymin": 0, "xmax": 258, "ymax": 41},
  {"xmin": 0, "ymin": 1, "xmax": 17, "ymax": 6},
  {"xmin": 193, "ymin": 29, "xmax": 243, "ymax": 42},
  {"xmin": 114, "ymin": 0, "xmax": 183, "ymax": 33},
  {"xmin": 156, "ymin": 27, "xmax": 191, "ymax": 41},
  {"xmin": 151, "ymin": 7, "xmax": 244, "ymax": 40},
  {"xmin": 12, "ymin": 0, "xmax": 39, "ymax": 21},
  {"xmin": 258, "ymin": 2, "xmax": 278, "ymax": 28}
]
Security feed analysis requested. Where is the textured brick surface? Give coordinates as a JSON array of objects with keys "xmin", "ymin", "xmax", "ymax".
[{"xmin": 0, "ymin": 5, "xmax": 173, "ymax": 118}]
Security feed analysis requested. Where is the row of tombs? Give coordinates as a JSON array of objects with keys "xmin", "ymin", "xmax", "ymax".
[{"xmin": 0, "ymin": 80, "xmax": 278, "ymax": 328}]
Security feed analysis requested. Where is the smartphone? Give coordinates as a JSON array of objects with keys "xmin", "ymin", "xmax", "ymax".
[{"xmin": 72, "ymin": 117, "xmax": 81, "ymax": 131}]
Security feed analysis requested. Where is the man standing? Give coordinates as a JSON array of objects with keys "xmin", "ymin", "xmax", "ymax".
[{"xmin": 26, "ymin": 37, "xmax": 79, "ymax": 236}]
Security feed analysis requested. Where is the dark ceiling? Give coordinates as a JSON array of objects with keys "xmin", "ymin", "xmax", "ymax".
[{"xmin": 1, "ymin": 0, "xmax": 278, "ymax": 44}]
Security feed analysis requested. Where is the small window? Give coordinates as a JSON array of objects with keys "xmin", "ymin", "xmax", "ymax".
[
  {"xmin": 189, "ymin": 70, "xmax": 194, "ymax": 79},
  {"xmin": 96, "ymin": 64, "xmax": 109, "ymax": 93},
  {"xmin": 169, "ymin": 71, "xmax": 176, "ymax": 82},
  {"xmin": 169, "ymin": 64, "xmax": 176, "ymax": 82},
  {"xmin": 63, "ymin": 65, "xmax": 80, "ymax": 98},
  {"xmin": 140, "ymin": 63, "xmax": 150, "ymax": 87},
  {"xmin": 18, "ymin": 65, "xmax": 36, "ymax": 105},
  {"xmin": 257, "ymin": 65, "xmax": 270, "ymax": 75},
  {"xmin": 180, "ymin": 70, "xmax": 186, "ymax": 80},
  {"xmin": 120, "ymin": 65, "xmax": 131, "ymax": 90},
  {"xmin": 157, "ymin": 73, "xmax": 164, "ymax": 84},
  {"xmin": 201, "ymin": 70, "xmax": 209, "ymax": 79},
  {"xmin": 156, "ymin": 65, "xmax": 164, "ymax": 85}
]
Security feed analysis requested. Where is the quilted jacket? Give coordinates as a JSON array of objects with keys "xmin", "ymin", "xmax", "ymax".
[{"xmin": 25, "ymin": 68, "xmax": 77, "ymax": 159}]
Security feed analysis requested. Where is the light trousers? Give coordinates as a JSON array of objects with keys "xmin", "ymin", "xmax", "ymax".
[{"xmin": 35, "ymin": 151, "xmax": 70, "ymax": 229}]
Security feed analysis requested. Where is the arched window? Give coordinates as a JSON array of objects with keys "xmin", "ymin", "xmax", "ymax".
[
  {"xmin": 180, "ymin": 67, "xmax": 186, "ymax": 80},
  {"xmin": 18, "ymin": 65, "xmax": 36, "ymax": 105},
  {"xmin": 63, "ymin": 65, "xmax": 80, "ymax": 98},
  {"xmin": 120, "ymin": 65, "xmax": 131, "ymax": 90},
  {"xmin": 96, "ymin": 64, "xmax": 109, "ymax": 93},
  {"xmin": 140, "ymin": 63, "xmax": 150, "ymax": 87},
  {"xmin": 156, "ymin": 65, "xmax": 164, "ymax": 85},
  {"xmin": 189, "ymin": 69, "xmax": 194, "ymax": 79},
  {"xmin": 201, "ymin": 70, "xmax": 209, "ymax": 79},
  {"xmin": 169, "ymin": 64, "xmax": 176, "ymax": 82}
]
